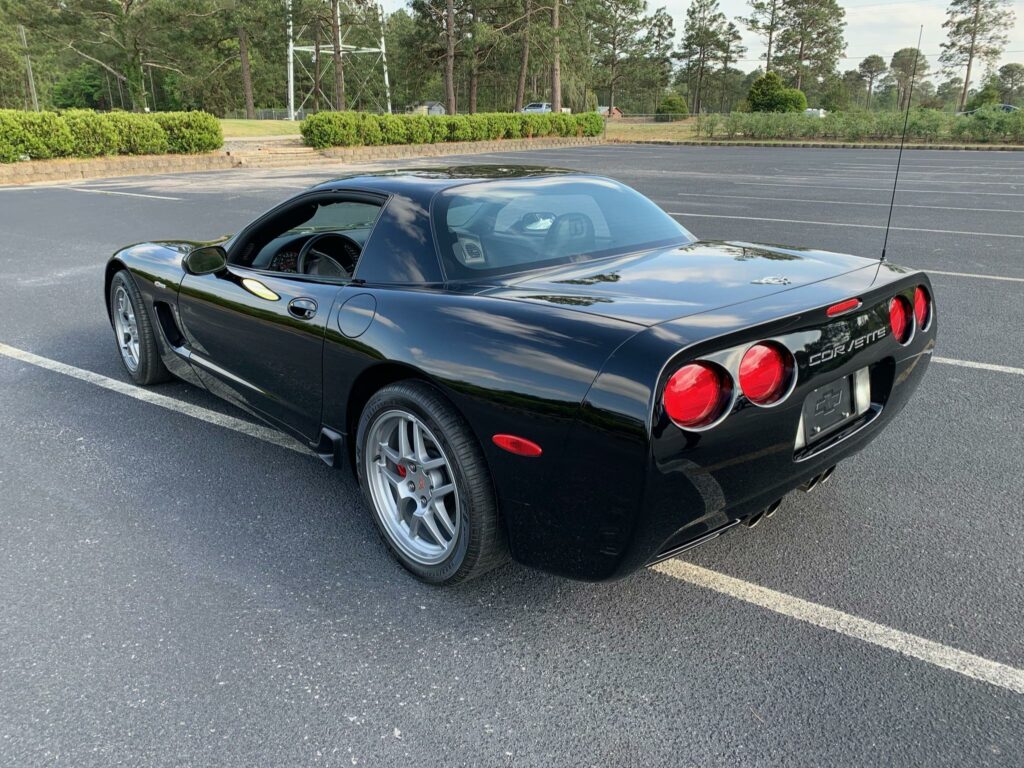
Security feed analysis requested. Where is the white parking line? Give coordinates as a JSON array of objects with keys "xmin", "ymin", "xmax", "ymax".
[
  {"xmin": 0, "ymin": 342, "xmax": 311, "ymax": 455},
  {"xmin": 68, "ymin": 187, "xmax": 182, "ymax": 201},
  {"xmin": 654, "ymin": 560, "xmax": 1024, "ymax": 695},
  {"xmin": 735, "ymin": 181, "xmax": 1024, "ymax": 198},
  {"xmin": 4, "ymin": 341, "xmax": 1024, "ymax": 691},
  {"xmin": 663, "ymin": 192, "xmax": 1023, "ymax": 215},
  {"xmin": 934, "ymin": 357, "xmax": 1024, "ymax": 376},
  {"xmin": 927, "ymin": 270, "xmax": 1024, "ymax": 283},
  {"xmin": 668, "ymin": 212, "xmax": 1024, "ymax": 239}
]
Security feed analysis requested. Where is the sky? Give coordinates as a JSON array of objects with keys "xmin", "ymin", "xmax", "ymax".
[{"xmin": 381, "ymin": 0, "xmax": 1024, "ymax": 78}]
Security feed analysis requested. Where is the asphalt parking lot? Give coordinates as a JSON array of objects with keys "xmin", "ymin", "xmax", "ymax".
[{"xmin": 1, "ymin": 144, "xmax": 1022, "ymax": 766}]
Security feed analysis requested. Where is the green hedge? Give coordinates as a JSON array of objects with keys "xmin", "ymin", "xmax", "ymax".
[
  {"xmin": 694, "ymin": 108, "xmax": 1024, "ymax": 144},
  {"xmin": 301, "ymin": 110, "xmax": 604, "ymax": 148},
  {"xmin": 0, "ymin": 109, "xmax": 222, "ymax": 163}
]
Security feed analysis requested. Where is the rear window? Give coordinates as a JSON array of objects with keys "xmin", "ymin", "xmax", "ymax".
[{"xmin": 432, "ymin": 176, "xmax": 693, "ymax": 279}]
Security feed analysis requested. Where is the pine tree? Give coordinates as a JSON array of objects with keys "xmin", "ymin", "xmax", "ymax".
[
  {"xmin": 774, "ymin": 0, "xmax": 846, "ymax": 92},
  {"xmin": 940, "ymin": 0, "xmax": 1016, "ymax": 111},
  {"xmin": 677, "ymin": 0, "xmax": 729, "ymax": 115},
  {"xmin": 858, "ymin": 55, "xmax": 886, "ymax": 109}
]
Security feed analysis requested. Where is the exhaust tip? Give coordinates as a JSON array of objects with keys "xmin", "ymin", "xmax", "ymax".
[
  {"xmin": 743, "ymin": 511, "xmax": 765, "ymax": 528},
  {"xmin": 764, "ymin": 498, "xmax": 783, "ymax": 518},
  {"xmin": 800, "ymin": 474, "xmax": 821, "ymax": 492},
  {"xmin": 820, "ymin": 465, "xmax": 837, "ymax": 484}
]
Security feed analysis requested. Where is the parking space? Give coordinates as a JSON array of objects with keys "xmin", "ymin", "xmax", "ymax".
[{"xmin": 1, "ymin": 145, "xmax": 1022, "ymax": 766}]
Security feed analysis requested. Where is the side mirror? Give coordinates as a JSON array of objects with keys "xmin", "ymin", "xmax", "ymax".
[{"xmin": 183, "ymin": 245, "xmax": 228, "ymax": 276}]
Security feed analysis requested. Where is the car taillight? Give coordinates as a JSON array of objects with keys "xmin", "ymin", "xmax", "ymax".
[
  {"xmin": 664, "ymin": 362, "xmax": 730, "ymax": 429},
  {"xmin": 913, "ymin": 286, "xmax": 931, "ymax": 329},
  {"xmin": 739, "ymin": 342, "xmax": 793, "ymax": 405},
  {"xmin": 889, "ymin": 296, "xmax": 912, "ymax": 343}
]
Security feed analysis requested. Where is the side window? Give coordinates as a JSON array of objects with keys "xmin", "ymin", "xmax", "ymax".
[
  {"xmin": 232, "ymin": 196, "xmax": 383, "ymax": 277},
  {"xmin": 355, "ymin": 194, "xmax": 444, "ymax": 284}
]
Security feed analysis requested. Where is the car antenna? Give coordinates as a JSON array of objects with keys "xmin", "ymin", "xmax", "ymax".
[{"xmin": 881, "ymin": 25, "xmax": 924, "ymax": 263}]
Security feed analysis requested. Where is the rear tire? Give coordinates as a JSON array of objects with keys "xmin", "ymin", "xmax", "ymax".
[
  {"xmin": 108, "ymin": 270, "xmax": 171, "ymax": 386},
  {"xmin": 355, "ymin": 381, "xmax": 508, "ymax": 585}
]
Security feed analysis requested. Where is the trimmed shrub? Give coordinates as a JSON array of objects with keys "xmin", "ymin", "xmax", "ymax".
[
  {"xmin": 297, "ymin": 110, "xmax": 605, "ymax": 149},
  {"xmin": 777, "ymin": 88, "xmax": 807, "ymax": 113},
  {"xmin": 428, "ymin": 116, "xmax": 449, "ymax": 143},
  {"xmin": 301, "ymin": 111, "xmax": 359, "ymax": 147},
  {"xmin": 62, "ymin": 109, "xmax": 119, "ymax": 157},
  {"xmin": 153, "ymin": 111, "xmax": 222, "ymax": 153},
  {"xmin": 747, "ymin": 72, "xmax": 806, "ymax": 113},
  {"xmin": 356, "ymin": 113, "xmax": 384, "ymax": 146},
  {"xmin": 523, "ymin": 113, "xmax": 552, "ymax": 138},
  {"xmin": 447, "ymin": 115, "xmax": 473, "ymax": 142},
  {"xmin": 106, "ymin": 111, "xmax": 168, "ymax": 154},
  {"xmin": 0, "ymin": 110, "xmax": 74, "ymax": 160},
  {"xmin": 655, "ymin": 93, "xmax": 689, "ymax": 122},
  {"xmin": 577, "ymin": 111, "xmax": 604, "ymax": 136},
  {"xmin": 378, "ymin": 114, "xmax": 410, "ymax": 145}
]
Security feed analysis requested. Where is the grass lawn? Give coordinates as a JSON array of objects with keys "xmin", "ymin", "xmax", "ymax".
[
  {"xmin": 604, "ymin": 119, "xmax": 699, "ymax": 142},
  {"xmin": 219, "ymin": 119, "xmax": 302, "ymax": 138}
]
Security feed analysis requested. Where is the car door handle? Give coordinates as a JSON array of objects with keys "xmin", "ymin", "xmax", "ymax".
[{"xmin": 288, "ymin": 298, "xmax": 318, "ymax": 320}]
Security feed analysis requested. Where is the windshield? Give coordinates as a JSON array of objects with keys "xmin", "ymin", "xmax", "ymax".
[{"xmin": 433, "ymin": 176, "xmax": 693, "ymax": 279}]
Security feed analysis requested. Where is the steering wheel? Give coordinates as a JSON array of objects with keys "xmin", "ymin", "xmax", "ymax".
[{"xmin": 296, "ymin": 232, "xmax": 361, "ymax": 278}]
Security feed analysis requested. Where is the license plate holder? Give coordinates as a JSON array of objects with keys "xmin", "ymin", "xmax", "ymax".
[{"xmin": 803, "ymin": 375, "xmax": 855, "ymax": 443}]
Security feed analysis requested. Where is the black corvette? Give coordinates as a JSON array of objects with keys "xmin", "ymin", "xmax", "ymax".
[{"xmin": 105, "ymin": 166, "xmax": 935, "ymax": 584}]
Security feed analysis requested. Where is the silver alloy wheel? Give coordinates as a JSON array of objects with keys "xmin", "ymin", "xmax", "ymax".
[
  {"xmin": 112, "ymin": 285, "xmax": 140, "ymax": 372},
  {"xmin": 365, "ymin": 409, "xmax": 461, "ymax": 566}
]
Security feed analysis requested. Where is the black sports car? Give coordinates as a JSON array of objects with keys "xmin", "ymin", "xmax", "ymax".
[{"xmin": 105, "ymin": 166, "xmax": 935, "ymax": 584}]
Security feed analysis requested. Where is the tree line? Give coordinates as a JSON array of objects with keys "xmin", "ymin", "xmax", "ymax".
[{"xmin": 0, "ymin": 0, "xmax": 1019, "ymax": 116}]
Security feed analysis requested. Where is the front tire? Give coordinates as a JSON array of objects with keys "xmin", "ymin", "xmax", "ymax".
[
  {"xmin": 355, "ymin": 381, "xmax": 508, "ymax": 585},
  {"xmin": 108, "ymin": 270, "xmax": 171, "ymax": 386}
]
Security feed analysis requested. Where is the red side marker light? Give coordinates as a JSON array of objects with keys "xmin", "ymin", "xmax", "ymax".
[
  {"xmin": 493, "ymin": 434, "xmax": 543, "ymax": 457},
  {"xmin": 826, "ymin": 298, "xmax": 862, "ymax": 317}
]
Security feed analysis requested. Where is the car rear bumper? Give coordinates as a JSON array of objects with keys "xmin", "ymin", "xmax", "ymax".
[{"xmin": 631, "ymin": 346, "xmax": 932, "ymax": 574}]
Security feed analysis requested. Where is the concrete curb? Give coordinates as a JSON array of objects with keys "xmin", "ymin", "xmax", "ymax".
[
  {"xmin": 612, "ymin": 138, "xmax": 1024, "ymax": 151},
  {"xmin": 0, "ymin": 136, "xmax": 604, "ymax": 187}
]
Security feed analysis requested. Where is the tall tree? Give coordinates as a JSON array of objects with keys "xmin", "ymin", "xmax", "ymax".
[
  {"xmin": 238, "ymin": 25, "xmax": 255, "ymax": 118},
  {"xmin": 592, "ymin": 0, "xmax": 647, "ymax": 112},
  {"xmin": 514, "ymin": 0, "xmax": 531, "ymax": 111},
  {"xmin": 739, "ymin": 0, "xmax": 784, "ymax": 72},
  {"xmin": 774, "ymin": 0, "xmax": 846, "ymax": 92},
  {"xmin": 551, "ymin": 0, "xmax": 561, "ymax": 112},
  {"xmin": 678, "ymin": 0, "xmax": 729, "ymax": 114},
  {"xmin": 940, "ymin": 0, "xmax": 1016, "ymax": 111},
  {"xmin": 445, "ymin": 0, "xmax": 457, "ymax": 113},
  {"xmin": 889, "ymin": 47, "xmax": 929, "ymax": 110},
  {"xmin": 999, "ymin": 62, "xmax": 1024, "ymax": 103},
  {"xmin": 858, "ymin": 54, "xmax": 886, "ymax": 108},
  {"xmin": 331, "ymin": 0, "xmax": 346, "ymax": 110}
]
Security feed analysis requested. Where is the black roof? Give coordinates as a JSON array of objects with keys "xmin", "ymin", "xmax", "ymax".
[{"xmin": 311, "ymin": 164, "xmax": 580, "ymax": 203}]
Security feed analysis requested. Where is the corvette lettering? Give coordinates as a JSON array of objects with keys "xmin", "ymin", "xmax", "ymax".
[{"xmin": 809, "ymin": 326, "xmax": 887, "ymax": 366}]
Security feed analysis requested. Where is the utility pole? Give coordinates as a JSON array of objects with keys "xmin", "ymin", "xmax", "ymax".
[
  {"xmin": 17, "ymin": 25, "xmax": 39, "ymax": 112},
  {"xmin": 287, "ymin": 0, "xmax": 296, "ymax": 120}
]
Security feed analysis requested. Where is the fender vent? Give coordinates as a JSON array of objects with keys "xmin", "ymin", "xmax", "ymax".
[{"xmin": 153, "ymin": 301, "xmax": 185, "ymax": 347}]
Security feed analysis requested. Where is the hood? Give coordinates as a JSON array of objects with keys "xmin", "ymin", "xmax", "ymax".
[{"xmin": 476, "ymin": 241, "xmax": 880, "ymax": 326}]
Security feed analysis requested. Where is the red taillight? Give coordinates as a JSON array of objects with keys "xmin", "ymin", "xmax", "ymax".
[
  {"xmin": 739, "ymin": 342, "xmax": 792, "ymax": 405},
  {"xmin": 492, "ymin": 434, "xmax": 543, "ymax": 457},
  {"xmin": 826, "ymin": 298, "xmax": 862, "ymax": 317},
  {"xmin": 913, "ymin": 286, "xmax": 931, "ymax": 329},
  {"xmin": 889, "ymin": 296, "xmax": 912, "ymax": 343},
  {"xmin": 664, "ymin": 362, "xmax": 729, "ymax": 429}
]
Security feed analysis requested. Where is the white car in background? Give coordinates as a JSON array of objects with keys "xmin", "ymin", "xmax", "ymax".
[{"xmin": 521, "ymin": 103, "xmax": 552, "ymax": 113}]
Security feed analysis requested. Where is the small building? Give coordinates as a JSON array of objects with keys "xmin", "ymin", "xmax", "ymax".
[
  {"xmin": 408, "ymin": 101, "xmax": 447, "ymax": 116},
  {"xmin": 597, "ymin": 105, "xmax": 622, "ymax": 119}
]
